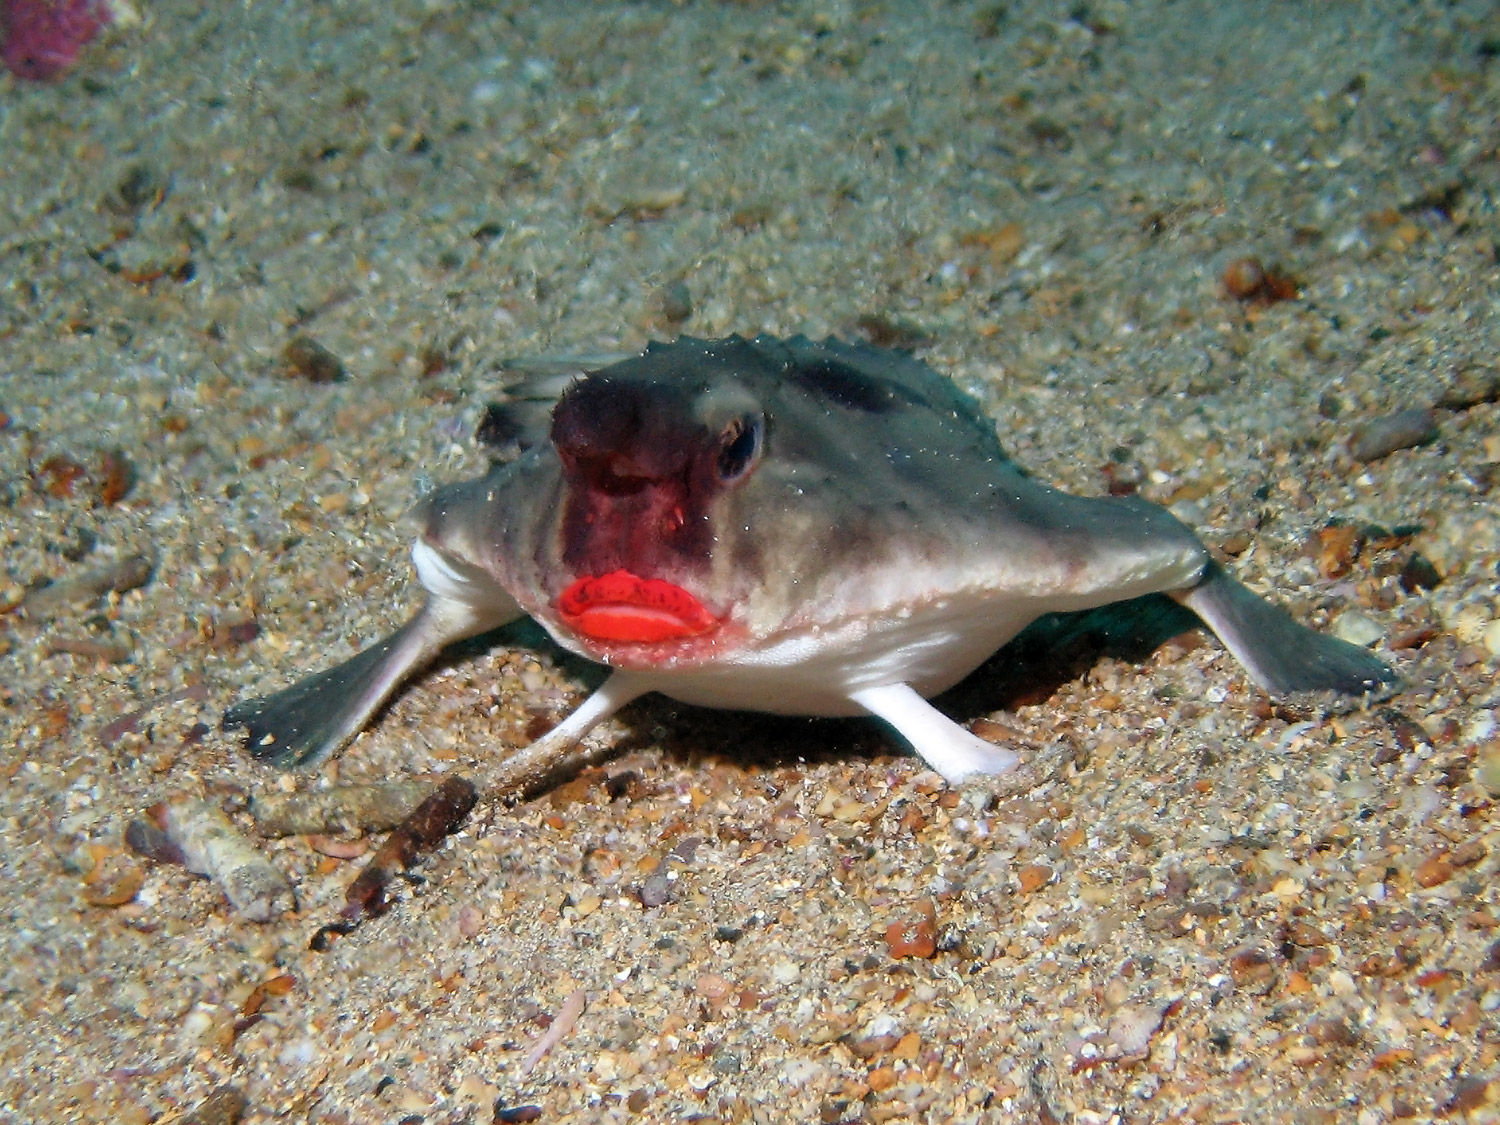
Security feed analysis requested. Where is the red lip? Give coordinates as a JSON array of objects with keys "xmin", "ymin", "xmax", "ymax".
[{"xmin": 557, "ymin": 570, "xmax": 719, "ymax": 644}]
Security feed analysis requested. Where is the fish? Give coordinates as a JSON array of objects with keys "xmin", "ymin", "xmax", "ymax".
[{"xmin": 223, "ymin": 335, "xmax": 1397, "ymax": 785}]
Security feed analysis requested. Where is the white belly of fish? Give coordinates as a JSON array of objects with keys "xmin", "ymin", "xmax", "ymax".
[{"xmin": 635, "ymin": 597, "xmax": 1041, "ymax": 716}]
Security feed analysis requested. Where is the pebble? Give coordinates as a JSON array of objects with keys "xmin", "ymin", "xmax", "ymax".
[
  {"xmin": 1414, "ymin": 853, "xmax": 1454, "ymax": 888},
  {"xmin": 1484, "ymin": 619, "xmax": 1500, "ymax": 658},
  {"xmin": 282, "ymin": 336, "xmax": 346, "ymax": 383},
  {"xmin": 453, "ymin": 1074, "xmax": 500, "ymax": 1106},
  {"xmin": 1017, "ymin": 864, "xmax": 1054, "ymax": 893},
  {"xmin": 1347, "ymin": 409, "xmax": 1439, "ymax": 462},
  {"xmin": 1220, "ymin": 255, "xmax": 1298, "ymax": 302},
  {"xmin": 1483, "ymin": 941, "xmax": 1500, "ymax": 973},
  {"xmin": 83, "ymin": 865, "xmax": 145, "ymax": 907},
  {"xmin": 22, "ymin": 554, "xmax": 154, "ymax": 620},
  {"xmin": 1330, "ymin": 610, "xmax": 1385, "ymax": 648},
  {"xmin": 1465, "ymin": 712, "xmax": 1497, "ymax": 742},
  {"xmin": 696, "ymin": 974, "xmax": 733, "ymax": 1003},
  {"xmin": 884, "ymin": 903, "xmax": 937, "ymax": 958},
  {"xmin": 656, "ymin": 281, "xmax": 693, "ymax": 325},
  {"xmin": 1398, "ymin": 552, "xmax": 1443, "ymax": 593},
  {"xmin": 180, "ymin": 1085, "xmax": 247, "ymax": 1125},
  {"xmin": 1221, "ymin": 256, "xmax": 1266, "ymax": 299},
  {"xmin": 782, "ymin": 1059, "xmax": 824, "ymax": 1088},
  {"xmin": 867, "ymin": 1066, "xmax": 898, "ymax": 1092},
  {"xmin": 1328, "ymin": 970, "xmax": 1358, "ymax": 998},
  {"xmin": 1476, "ymin": 743, "xmax": 1500, "ymax": 799},
  {"xmin": 638, "ymin": 872, "xmax": 672, "ymax": 907},
  {"xmin": 1436, "ymin": 364, "xmax": 1500, "ymax": 410}
]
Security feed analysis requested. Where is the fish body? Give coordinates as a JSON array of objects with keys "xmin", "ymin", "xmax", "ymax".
[{"xmin": 225, "ymin": 336, "xmax": 1396, "ymax": 784}]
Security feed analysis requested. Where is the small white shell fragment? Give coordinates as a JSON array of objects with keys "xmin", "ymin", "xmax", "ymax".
[
  {"xmin": 1483, "ymin": 618, "xmax": 1500, "ymax": 657},
  {"xmin": 521, "ymin": 988, "xmax": 586, "ymax": 1075},
  {"xmin": 1330, "ymin": 609, "xmax": 1384, "ymax": 648},
  {"xmin": 1107, "ymin": 1004, "xmax": 1168, "ymax": 1058},
  {"xmin": 771, "ymin": 959, "xmax": 801, "ymax": 985},
  {"xmin": 162, "ymin": 798, "xmax": 296, "ymax": 922},
  {"xmin": 782, "ymin": 1058, "xmax": 824, "ymax": 1089},
  {"xmin": 1465, "ymin": 711, "xmax": 1497, "ymax": 743},
  {"xmin": 1449, "ymin": 602, "xmax": 1494, "ymax": 645},
  {"xmin": 175, "ymin": 1002, "xmax": 218, "ymax": 1050}
]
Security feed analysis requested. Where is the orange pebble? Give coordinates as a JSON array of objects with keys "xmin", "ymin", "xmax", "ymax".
[{"xmin": 1222, "ymin": 256, "xmax": 1267, "ymax": 299}]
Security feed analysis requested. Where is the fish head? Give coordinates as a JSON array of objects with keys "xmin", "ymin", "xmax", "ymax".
[
  {"xmin": 483, "ymin": 335, "xmax": 1012, "ymax": 672},
  {"xmin": 546, "ymin": 353, "xmax": 765, "ymax": 653}
]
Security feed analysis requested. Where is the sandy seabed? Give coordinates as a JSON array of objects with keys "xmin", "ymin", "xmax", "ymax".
[{"xmin": 3, "ymin": 1, "xmax": 1500, "ymax": 1121}]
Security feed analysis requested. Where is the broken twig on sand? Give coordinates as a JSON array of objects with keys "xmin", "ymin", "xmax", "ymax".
[{"xmin": 310, "ymin": 775, "xmax": 478, "ymax": 950}]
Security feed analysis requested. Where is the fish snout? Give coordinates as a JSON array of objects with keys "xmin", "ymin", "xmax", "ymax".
[
  {"xmin": 551, "ymin": 376, "xmax": 693, "ymax": 487},
  {"xmin": 564, "ymin": 450, "xmax": 660, "ymax": 496}
]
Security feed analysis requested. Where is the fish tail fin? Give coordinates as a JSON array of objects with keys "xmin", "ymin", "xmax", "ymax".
[{"xmin": 1176, "ymin": 561, "xmax": 1398, "ymax": 699}]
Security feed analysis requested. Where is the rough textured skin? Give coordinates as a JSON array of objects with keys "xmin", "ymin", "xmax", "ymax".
[
  {"xmin": 225, "ymin": 335, "xmax": 1397, "ymax": 782},
  {"xmin": 424, "ymin": 336, "xmax": 1211, "ymax": 668}
]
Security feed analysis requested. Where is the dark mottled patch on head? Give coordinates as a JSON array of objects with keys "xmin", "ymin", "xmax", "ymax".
[
  {"xmin": 475, "ymin": 401, "xmax": 554, "ymax": 461},
  {"xmin": 475, "ymin": 402, "xmax": 524, "ymax": 449},
  {"xmin": 790, "ymin": 358, "xmax": 925, "ymax": 414},
  {"xmin": 551, "ymin": 376, "xmax": 701, "ymax": 486},
  {"xmin": 552, "ymin": 377, "xmax": 642, "ymax": 462},
  {"xmin": 550, "ymin": 373, "xmax": 721, "ymax": 574}
]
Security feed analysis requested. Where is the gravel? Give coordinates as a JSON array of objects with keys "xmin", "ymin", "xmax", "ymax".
[{"xmin": 3, "ymin": 0, "xmax": 1500, "ymax": 1121}]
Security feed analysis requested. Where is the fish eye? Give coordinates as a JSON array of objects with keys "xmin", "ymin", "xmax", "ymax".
[{"xmin": 715, "ymin": 414, "xmax": 763, "ymax": 483}]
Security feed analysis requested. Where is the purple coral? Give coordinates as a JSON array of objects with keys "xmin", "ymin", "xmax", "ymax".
[{"xmin": 1, "ymin": 0, "xmax": 112, "ymax": 82}]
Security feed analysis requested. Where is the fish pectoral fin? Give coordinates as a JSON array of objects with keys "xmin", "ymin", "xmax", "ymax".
[
  {"xmin": 489, "ymin": 673, "xmax": 652, "ymax": 791},
  {"xmin": 1174, "ymin": 560, "xmax": 1398, "ymax": 699},
  {"xmin": 849, "ymin": 682, "xmax": 1021, "ymax": 785},
  {"xmin": 223, "ymin": 588, "xmax": 521, "ymax": 770}
]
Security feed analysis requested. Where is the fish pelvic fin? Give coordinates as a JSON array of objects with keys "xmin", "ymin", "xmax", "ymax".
[
  {"xmin": 1176, "ymin": 561, "xmax": 1399, "ymax": 701},
  {"xmin": 850, "ymin": 682, "xmax": 1021, "ymax": 784},
  {"xmin": 224, "ymin": 542, "xmax": 524, "ymax": 768}
]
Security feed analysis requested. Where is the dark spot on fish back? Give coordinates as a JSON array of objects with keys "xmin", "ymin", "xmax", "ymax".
[{"xmin": 790, "ymin": 358, "xmax": 919, "ymax": 413}]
